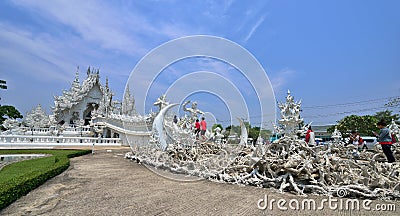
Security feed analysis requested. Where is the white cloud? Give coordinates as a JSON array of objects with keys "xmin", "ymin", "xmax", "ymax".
[
  {"xmin": 232, "ymin": 1, "xmax": 269, "ymax": 43},
  {"xmin": 11, "ymin": 0, "xmax": 197, "ymax": 56},
  {"xmin": 270, "ymin": 68, "xmax": 296, "ymax": 93},
  {"xmin": 12, "ymin": 0, "xmax": 145, "ymax": 55},
  {"xmin": 244, "ymin": 15, "xmax": 266, "ymax": 42},
  {"xmin": 0, "ymin": 23, "xmax": 75, "ymax": 81}
]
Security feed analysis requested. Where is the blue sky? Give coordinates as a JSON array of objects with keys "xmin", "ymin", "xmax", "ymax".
[{"xmin": 0, "ymin": 0, "xmax": 399, "ymax": 129}]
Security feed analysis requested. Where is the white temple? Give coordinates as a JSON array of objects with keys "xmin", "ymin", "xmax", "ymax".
[
  {"xmin": 52, "ymin": 67, "xmax": 115, "ymax": 126},
  {"xmin": 0, "ymin": 67, "xmax": 150, "ymax": 146}
]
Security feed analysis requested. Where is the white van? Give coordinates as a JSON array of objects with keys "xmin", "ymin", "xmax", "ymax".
[{"xmin": 360, "ymin": 136, "xmax": 378, "ymax": 150}]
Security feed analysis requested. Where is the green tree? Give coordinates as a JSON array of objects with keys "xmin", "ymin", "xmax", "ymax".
[
  {"xmin": 249, "ymin": 126, "xmax": 272, "ymax": 141},
  {"xmin": 224, "ymin": 125, "xmax": 240, "ymax": 137},
  {"xmin": 327, "ymin": 114, "xmax": 378, "ymax": 137},
  {"xmin": 0, "ymin": 105, "xmax": 23, "ymax": 130},
  {"xmin": 225, "ymin": 123, "xmax": 272, "ymax": 142},
  {"xmin": 248, "ymin": 126, "xmax": 259, "ymax": 140},
  {"xmin": 211, "ymin": 124, "xmax": 223, "ymax": 132},
  {"xmin": 259, "ymin": 128, "xmax": 272, "ymax": 140},
  {"xmin": 328, "ymin": 110, "xmax": 400, "ymax": 137},
  {"xmin": 374, "ymin": 110, "xmax": 399, "ymax": 124}
]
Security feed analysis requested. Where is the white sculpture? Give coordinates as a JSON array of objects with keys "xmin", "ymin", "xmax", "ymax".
[
  {"xmin": 273, "ymin": 123, "xmax": 283, "ymax": 137},
  {"xmin": 182, "ymin": 101, "xmax": 204, "ymax": 119},
  {"xmin": 331, "ymin": 126, "xmax": 342, "ymax": 144},
  {"xmin": 1, "ymin": 118, "xmax": 20, "ymax": 135},
  {"xmin": 128, "ymin": 90, "xmax": 400, "ymax": 200},
  {"xmin": 122, "ymin": 85, "xmax": 136, "ymax": 116},
  {"xmin": 153, "ymin": 95, "xmax": 169, "ymax": 112},
  {"xmin": 277, "ymin": 90, "xmax": 303, "ymax": 137},
  {"xmin": 148, "ymin": 98, "xmax": 213, "ymax": 151},
  {"xmin": 256, "ymin": 136, "xmax": 264, "ymax": 145},
  {"xmin": 23, "ymin": 104, "xmax": 51, "ymax": 128},
  {"xmin": 151, "ymin": 103, "xmax": 179, "ymax": 150},
  {"xmin": 214, "ymin": 127, "xmax": 224, "ymax": 144},
  {"xmin": 237, "ymin": 118, "xmax": 248, "ymax": 145},
  {"xmin": 2, "ymin": 118, "xmax": 19, "ymax": 130},
  {"xmin": 389, "ymin": 119, "xmax": 400, "ymax": 142}
]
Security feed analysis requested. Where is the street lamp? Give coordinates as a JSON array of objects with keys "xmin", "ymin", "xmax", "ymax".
[
  {"xmin": 80, "ymin": 119, "xmax": 84, "ymax": 143},
  {"xmin": 30, "ymin": 125, "xmax": 34, "ymax": 142},
  {"xmin": 0, "ymin": 80, "xmax": 6, "ymax": 89},
  {"xmin": 0, "ymin": 80, "xmax": 7, "ymax": 105}
]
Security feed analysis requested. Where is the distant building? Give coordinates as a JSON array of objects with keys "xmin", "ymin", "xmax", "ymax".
[{"xmin": 312, "ymin": 125, "xmax": 334, "ymax": 141}]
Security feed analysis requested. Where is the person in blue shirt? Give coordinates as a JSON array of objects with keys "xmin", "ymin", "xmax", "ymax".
[{"xmin": 373, "ymin": 120, "xmax": 395, "ymax": 163}]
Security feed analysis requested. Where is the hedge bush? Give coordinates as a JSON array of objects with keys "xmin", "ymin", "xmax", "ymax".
[{"xmin": 0, "ymin": 149, "xmax": 91, "ymax": 210}]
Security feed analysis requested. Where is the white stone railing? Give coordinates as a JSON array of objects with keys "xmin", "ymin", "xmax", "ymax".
[
  {"xmin": 63, "ymin": 126, "xmax": 92, "ymax": 132},
  {"xmin": 14, "ymin": 126, "xmax": 92, "ymax": 136},
  {"xmin": 0, "ymin": 135, "xmax": 121, "ymax": 145}
]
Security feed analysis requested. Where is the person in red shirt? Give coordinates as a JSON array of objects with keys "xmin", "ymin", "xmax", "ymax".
[
  {"xmin": 305, "ymin": 126, "xmax": 315, "ymax": 146},
  {"xmin": 200, "ymin": 117, "xmax": 207, "ymax": 140},
  {"xmin": 194, "ymin": 119, "xmax": 200, "ymax": 138}
]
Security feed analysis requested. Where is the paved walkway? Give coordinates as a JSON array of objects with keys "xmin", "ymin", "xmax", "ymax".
[{"xmin": 1, "ymin": 149, "xmax": 399, "ymax": 215}]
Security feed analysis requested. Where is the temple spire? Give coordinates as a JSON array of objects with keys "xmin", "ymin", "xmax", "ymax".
[
  {"xmin": 74, "ymin": 66, "xmax": 80, "ymax": 83},
  {"xmin": 71, "ymin": 67, "xmax": 81, "ymax": 93}
]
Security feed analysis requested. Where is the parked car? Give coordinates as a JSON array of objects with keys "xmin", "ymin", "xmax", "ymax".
[
  {"xmin": 269, "ymin": 134, "xmax": 282, "ymax": 143},
  {"xmin": 360, "ymin": 136, "xmax": 378, "ymax": 150},
  {"xmin": 226, "ymin": 135, "xmax": 240, "ymax": 144},
  {"xmin": 315, "ymin": 138, "xmax": 324, "ymax": 145}
]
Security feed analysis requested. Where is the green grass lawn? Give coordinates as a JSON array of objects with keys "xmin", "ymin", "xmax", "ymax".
[{"xmin": 0, "ymin": 149, "xmax": 91, "ymax": 210}]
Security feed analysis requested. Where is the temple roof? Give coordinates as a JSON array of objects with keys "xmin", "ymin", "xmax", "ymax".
[{"xmin": 52, "ymin": 67, "xmax": 104, "ymax": 114}]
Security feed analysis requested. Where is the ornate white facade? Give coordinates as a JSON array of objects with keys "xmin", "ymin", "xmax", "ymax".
[
  {"xmin": 23, "ymin": 104, "xmax": 52, "ymax": 128},
  {"xmin": 52, "ymin": 67, "xmax": 114, "ymax": 126}
]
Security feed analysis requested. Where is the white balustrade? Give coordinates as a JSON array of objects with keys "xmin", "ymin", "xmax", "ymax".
[{"xmin": 0, "ymin": 134, "xmax": 122, "ymax": 147}]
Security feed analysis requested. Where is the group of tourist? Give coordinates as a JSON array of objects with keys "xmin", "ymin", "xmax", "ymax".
[
  {"xmin": 348, "ymin": 120, "xmax": 396, "ymax": 163},
  {"xmin": 194, "ymin": 117, "xmax": 207, "ymax": 140},
  {"xmin": 173, "ymin": 115, "xmax": 207, "ymax": 140},
  {"xmin": 305, "ymin": 119, "xmax": 396, "ymax": 163}
]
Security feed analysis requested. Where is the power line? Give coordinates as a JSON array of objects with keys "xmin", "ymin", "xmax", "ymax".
[
  {"xmin": 302, "ymin": 105, "xmax": 396, "ymax": 119},
  {"xmin": 212, "ymin": 105, "xmax": 395, "ymax": 123},
  {"xmin": 302, "ymin": 96, "xmax": 398, "ymax": 109},
  {"xmin": 203, "ymin": 97, "xmax": 399, "ymax": 126}
]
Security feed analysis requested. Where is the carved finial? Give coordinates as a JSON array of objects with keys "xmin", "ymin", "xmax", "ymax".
[{"xmin": 87, "ymin": 66, "xmax": 91, "ymax": 77}]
